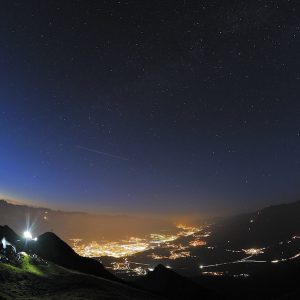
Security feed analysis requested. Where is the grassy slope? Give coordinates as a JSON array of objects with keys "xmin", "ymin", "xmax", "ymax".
[{"xmin": 0, "ymin": 255, "xmax": 160, "ymax": 300}]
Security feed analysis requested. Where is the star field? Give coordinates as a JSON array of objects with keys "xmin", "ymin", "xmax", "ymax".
[{"xmin": 0, "ymin": 0, "xmax": 300, "ymax": 215}]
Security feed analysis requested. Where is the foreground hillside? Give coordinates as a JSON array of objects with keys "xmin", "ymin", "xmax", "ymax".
[
  {"xmin": 0, "ymin": 256, "xmax": 160, "ymax": 300},
  {"xmin": 0, "ymin": 225, "xmax": 119, "ymax": 282}
]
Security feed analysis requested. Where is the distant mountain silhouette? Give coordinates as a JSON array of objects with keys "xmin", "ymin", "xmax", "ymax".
[
  {"xmin": 208, "ymin": 200, "xmax": 300, "ymax": 248},
  {"xmin": 0, "ymin": 199, "xmax": 174, "ymax": 242},
  {"xmin": 136, "ymin": 264, "xmax": 220, "ymax": 299}
]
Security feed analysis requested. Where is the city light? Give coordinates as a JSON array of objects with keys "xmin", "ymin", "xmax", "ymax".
[
  {"xmin": 202, "ymin": 271, "xmax": 224, "ymax": 276},
  {"xmin": 176, "ymin": 224, "xmax": 200, "ymax": 236},
  {"xmin": 148, "ymin": 253, "xmax": 169, "ymax": 260},
  {"xmin": 23, "ymin": 231, "xmax": 33, "ymax": 240},
  {"xmin": 242, "ymin": 248, "xmax": 264, "ymax": 255},
  {"xmin": 169, "ymin": 251, "xmax": 190, "ymax": 260},
  {"xmin": 189, "ymin": 239, "xmax": 206, "ymax": 247}
]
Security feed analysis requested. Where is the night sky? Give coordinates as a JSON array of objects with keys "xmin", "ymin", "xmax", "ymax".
[{"xmin": 0, "ymin": 1, "xmax": 300, "ymax": 215}]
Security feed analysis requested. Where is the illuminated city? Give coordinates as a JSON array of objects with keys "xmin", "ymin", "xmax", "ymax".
[
  {"xmin": 242, "ymin": 248, "xmax": 265, "ymax": 255},
  {"xmin": 71, "ymin": 237, "xmax": 149, "ymax": 258},
  {"xmin": 69, "ymin": 224, "xmax": 210, "ymax": 276},
  {"xmin": 71, "ymin": 224, "xmax": 202, "ymax": 258}
]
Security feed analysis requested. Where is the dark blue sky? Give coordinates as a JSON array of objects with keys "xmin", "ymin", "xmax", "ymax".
[{"xmin": 0, "ymin": 1, "xmax": 300, "ymax": 215}]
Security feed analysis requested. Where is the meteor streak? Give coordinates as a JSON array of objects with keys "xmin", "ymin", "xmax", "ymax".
[{"xmin": 76, "ymin": 145, "xmax": 129, "ymax": 161}]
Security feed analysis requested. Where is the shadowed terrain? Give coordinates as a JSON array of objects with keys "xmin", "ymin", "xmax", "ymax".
[{"xmin": 135, "ymin": 264, "xmax": 222, "ymax": 299}]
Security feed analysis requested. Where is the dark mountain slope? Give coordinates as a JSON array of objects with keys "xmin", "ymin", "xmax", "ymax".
[
  {"xmin": 208, "ymin": 200, "xmax": 300, "ymax": 248},
  {"xmin": 0, "ymin": 225, "xmax": 20, "ymax": 244},
  {"xmin": 30, "ymin": 231, "xmax": 120, "ymax": 282},
  {"xmin": 136, "ymin": 264, "xmax": 222, "ymax": 299},
  {"xmin": 193, "ymin": 256, "xmax": 300, "ymax": 299},
  {"xmin": 0, "ymin": 225, "xmax": 119, "ymax": 282}
]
